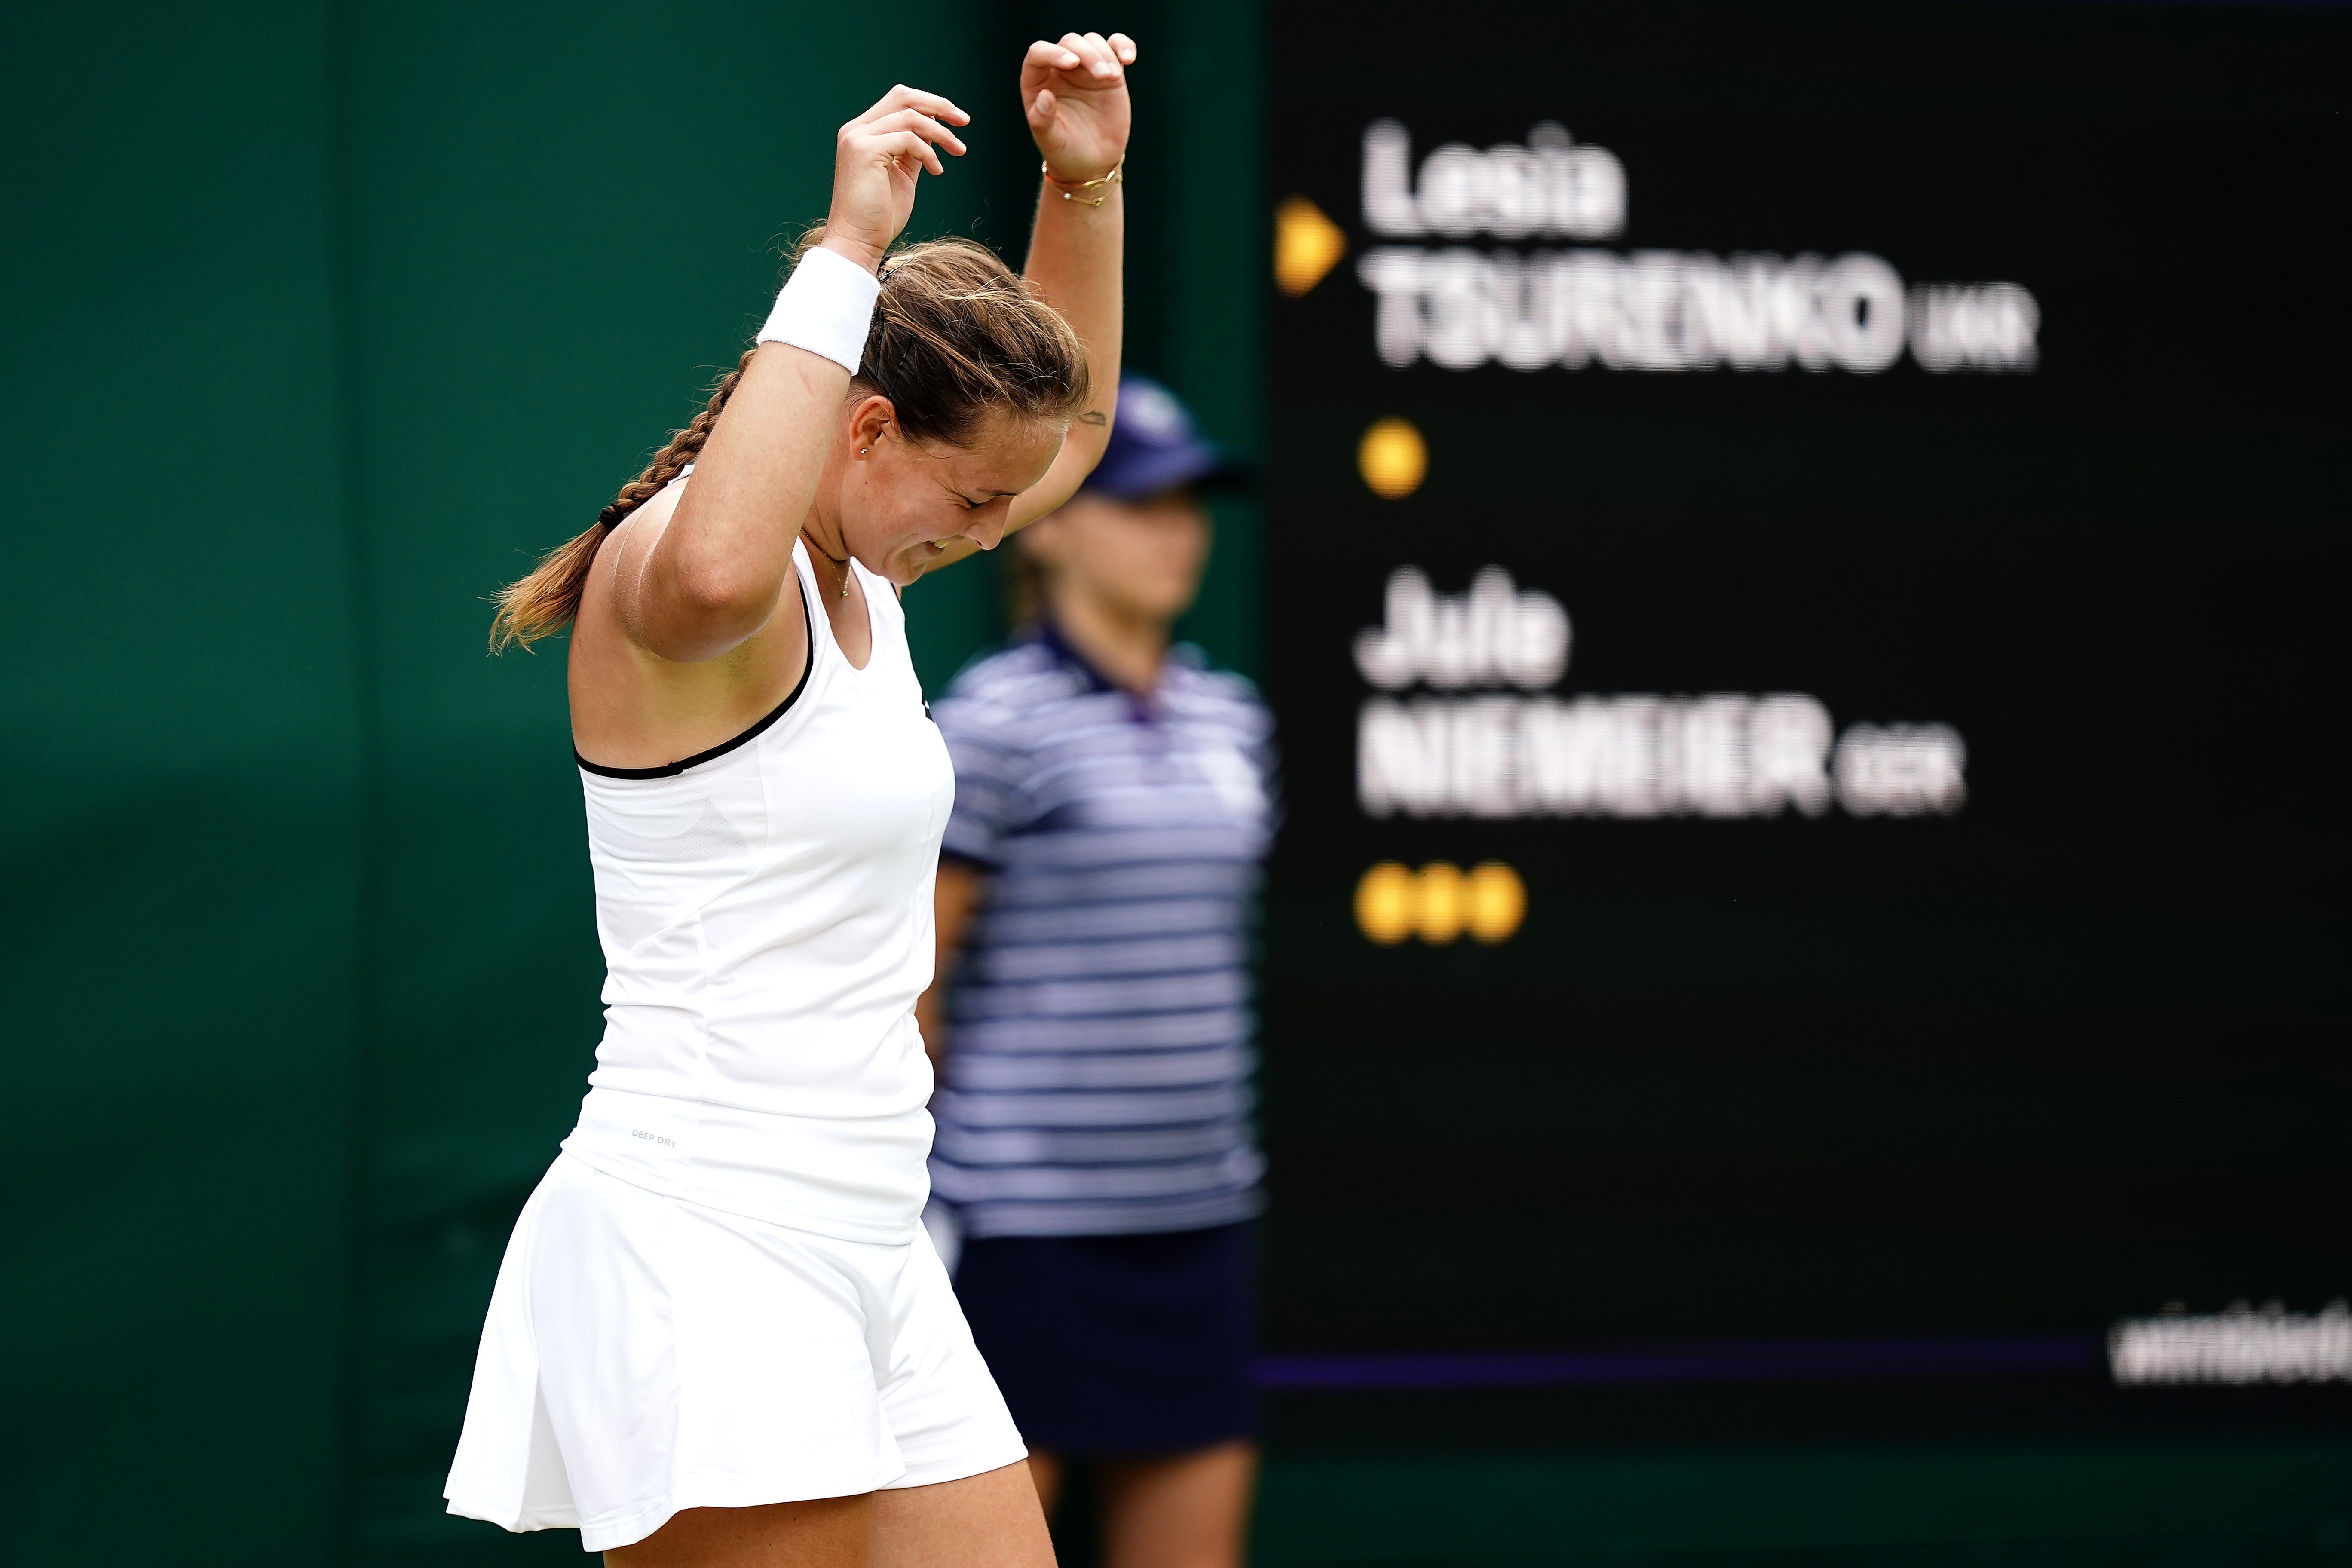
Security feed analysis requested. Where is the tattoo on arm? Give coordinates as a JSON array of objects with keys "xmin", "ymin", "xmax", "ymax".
[{"xmin": 1078, "ymin": 410, "xmax": 1107, "ymax": 427}]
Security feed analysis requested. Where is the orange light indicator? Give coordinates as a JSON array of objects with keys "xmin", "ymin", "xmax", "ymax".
[
  {"xmin": 1466, "ymin": 861, "xmax": 1526, "ymax": 943},
  {"xmin": 1274, "ymin": 196, "xmax": 1348, "ymax": 297},
  {"xmin": 1415, "ymin": 861, "xmax": 1466, "ymax": 943},
  {"xmin": 1353, "ymin": 861, "xmax": 1416, "ymax": 945},
  {"xmin": 1354, "ymin": 860, "xmax": 1527, "ymax": 945},
  {"xmin": 1357, "ymin": 418, "xmax": 1427, "ymax": 499}
]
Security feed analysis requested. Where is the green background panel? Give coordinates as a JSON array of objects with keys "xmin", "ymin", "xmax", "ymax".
[
  {"xmin": 0, "ymin": 0, "xmax": 362, "ymax": 1561},
  {"xmin": 0, "ymin": 2, "xmax": 1257, "ymax": 1562}
]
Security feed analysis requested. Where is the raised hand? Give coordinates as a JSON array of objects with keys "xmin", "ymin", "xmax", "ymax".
[
  {"xmin": 1022, "ymin": 32, "xmax": 1137, "ymax": 186},
  {"xmin": 823, "ymin": 85, "xmax": 971, "ymax": 272}
]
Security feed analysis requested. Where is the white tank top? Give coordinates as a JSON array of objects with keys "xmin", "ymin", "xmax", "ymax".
[{"xmin": 559, "ymin": 530, "xmax": 953, "ymax": 1242}]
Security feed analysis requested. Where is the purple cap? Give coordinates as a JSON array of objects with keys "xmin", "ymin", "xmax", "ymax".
[{"xmin": 1078, "ymin": 375, "xmax": 1240, "ymax": 501}]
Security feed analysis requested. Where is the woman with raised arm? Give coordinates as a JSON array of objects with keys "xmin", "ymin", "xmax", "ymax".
[{"xmin": 444, "ymin": 33, "xmax": 1134, "ymax": 1567}]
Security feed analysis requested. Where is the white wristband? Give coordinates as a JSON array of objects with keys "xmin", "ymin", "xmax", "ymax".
[{"xmin": 756, "ymin": 245, "xmax": 881, "ymax": 374}]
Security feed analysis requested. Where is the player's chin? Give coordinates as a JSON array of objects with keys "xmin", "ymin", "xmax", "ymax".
[{"xmin": 883, "ymin": 542, "xmax": 946, "ymax": 585}]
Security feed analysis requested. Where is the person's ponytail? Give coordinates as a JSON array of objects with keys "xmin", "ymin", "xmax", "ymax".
[{"xmin": 488, "ymin": 349, "xmax": 756, "ymax": 653}]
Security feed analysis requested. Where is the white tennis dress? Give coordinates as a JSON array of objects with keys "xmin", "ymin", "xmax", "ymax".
[{"xmin": 445, "ymin": 527, "xmax": 1023, "ymax": 1552}]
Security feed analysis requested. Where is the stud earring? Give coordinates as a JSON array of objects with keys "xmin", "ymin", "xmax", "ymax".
[{"xmin": 859, "ymin": 447, "xmax": 870, "ymax": 457}]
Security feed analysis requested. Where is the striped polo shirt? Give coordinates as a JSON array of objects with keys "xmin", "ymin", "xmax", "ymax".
[{"xmin": 928, "ymin": 625, "xmax": 1275, "ymax": 1238}]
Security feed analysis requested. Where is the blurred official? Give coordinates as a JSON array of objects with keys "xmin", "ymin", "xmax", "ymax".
[{"xmin": 918, "ymin": 376, "xmax": 1273, "ymax": 1568}]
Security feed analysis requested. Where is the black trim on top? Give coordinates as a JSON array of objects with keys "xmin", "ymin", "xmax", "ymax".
[{"xmin": 574, "ymin": 569, "xmax": 818, "ymax": 780}]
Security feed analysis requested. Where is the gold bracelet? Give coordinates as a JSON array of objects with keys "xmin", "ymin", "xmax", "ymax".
[{"xmin": 1042, "ymin": 158, "xmax": 1123, "ymax": 207}]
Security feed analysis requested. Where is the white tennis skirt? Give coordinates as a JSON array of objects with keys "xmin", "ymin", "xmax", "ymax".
[{"xmin": 444, "ymin": 1153, "xmax": 1026, "ymax": 1553}]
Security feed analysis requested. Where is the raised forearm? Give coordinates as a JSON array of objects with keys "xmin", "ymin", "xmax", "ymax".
[
  {"xmin": 992, "ymin": 30, "xmax": 1135, "ymax": 538},
  {"xmin": 1012, "ymin": 181, "xmax": 1124, "ymax": 522},
  {"xmin": 619, "ymin": 83, "xmax": 970, "ymax": 655},
  {"xmin": 626, "ymin": 342, "xmax": 846, "ymax": 659}
]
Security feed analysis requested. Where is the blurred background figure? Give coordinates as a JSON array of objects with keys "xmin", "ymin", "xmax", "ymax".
[{"xmin": 917, "ymin": 376, "xmax": 1274, "ymax": 1568}]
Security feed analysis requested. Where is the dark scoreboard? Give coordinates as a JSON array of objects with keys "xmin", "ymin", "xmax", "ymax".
[{"xmin": 1256, "ymin": 0, "xmax": 2350, "ymax": 1400}]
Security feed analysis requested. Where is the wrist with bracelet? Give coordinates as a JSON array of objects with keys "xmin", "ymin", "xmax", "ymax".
[
  {"xmin": 1041, "ymin": 158, "xmax": 1124, "ymax": 208},
  {"xmin": 760, "ymin": 150, "xmax": 1124, "ymax": 365}
]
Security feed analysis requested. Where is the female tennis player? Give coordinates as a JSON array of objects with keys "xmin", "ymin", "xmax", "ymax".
[{"xmin": 444, "ymin": 32, "xmax": 1134, "ymax": 1566}]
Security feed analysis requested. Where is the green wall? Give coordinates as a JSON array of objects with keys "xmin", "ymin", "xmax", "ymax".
[
  {"xmin": 0, "ymin": 3, "xmax": 1258, "ymax": 1564},
  {"xmin": 0, "ymin": 3, "xmax": 361, "ymax": 1560}
]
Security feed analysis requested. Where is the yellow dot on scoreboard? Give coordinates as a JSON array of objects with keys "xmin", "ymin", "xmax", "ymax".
[
  {"xmin": 1358, "ymin": 418, "xmax": 1427, "ymax": 500},
  {"xmin": 1415, "ymin": 861, "xmax": 1466, "ymax": 944},
  {"xmin": 1466, "ymin": 861, "xmax": 1526, "ymax": 943},
  {"xmin": 1354, "ymin": 861, "xmax": 1416, "ymax": 945},
  {"xmin": 1273, "ymin": 196, "xmax": 1348, "ymax": 297}
]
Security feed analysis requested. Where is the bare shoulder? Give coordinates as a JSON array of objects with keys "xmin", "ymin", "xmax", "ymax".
[{"xmin": 565, "ymin": 475, "xmax": 812, "ymax": 771}]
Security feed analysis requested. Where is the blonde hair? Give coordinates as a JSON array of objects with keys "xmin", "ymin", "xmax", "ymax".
[{"xmin": 490, "ymin": 234, "xmax": 1088, "ymax": 652}]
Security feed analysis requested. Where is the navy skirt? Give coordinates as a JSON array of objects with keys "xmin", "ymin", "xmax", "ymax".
[{"xmin": 952, "ymin": 1223, "xmax": 1259, "ymax": 1456}]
